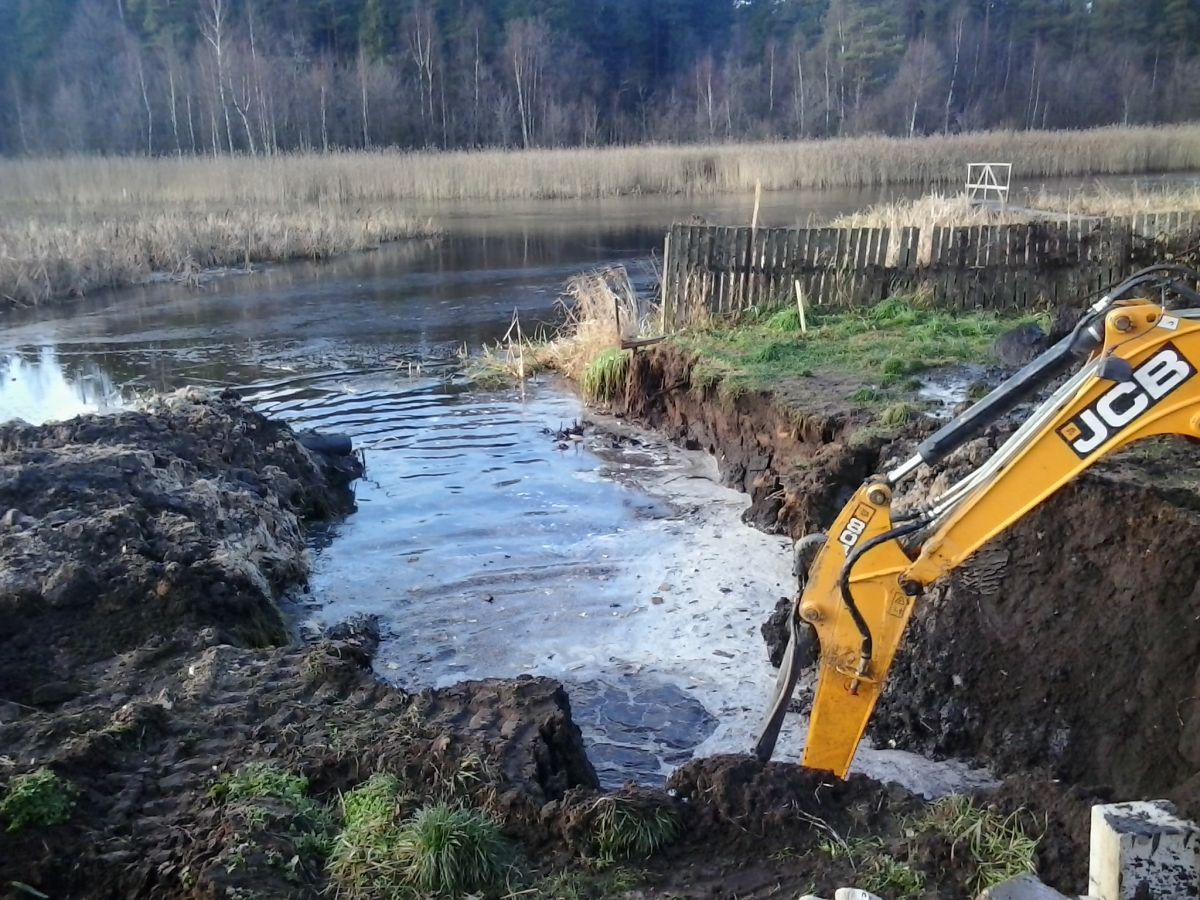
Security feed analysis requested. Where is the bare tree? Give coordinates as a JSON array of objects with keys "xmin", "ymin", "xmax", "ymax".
[
  {"xmin": 405, "ymin": 1, "xmax": 440, "ymax": 145},
  {"xmin": 944, "ymin": 6, "xmax": 966, "ymax": 133},
  {"xmin": 227, "ymin": 41, "xmax": 257, "ymax": 154},
  {"xmin": 504, "ymin": 18, "xmax": 551, "ymax": 149},
  {"xmin": 694, "ymin": 53, "xmax": 718, "ymax": 139},
  {"xmin": 358, "ymin": 46, "xmax": 370, "ymax": 148},
  {"xmin": 199, "ymin": 0, "xmax": 234, "ymax": 154},
  {"xmin": 894, "ymin": 39, "xmax": 944, "ymax": 136}
]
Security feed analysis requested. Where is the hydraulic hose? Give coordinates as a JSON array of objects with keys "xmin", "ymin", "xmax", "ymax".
[{"xmin": 837, "ymin": 518, "xmax": 928, "ymax": 668}]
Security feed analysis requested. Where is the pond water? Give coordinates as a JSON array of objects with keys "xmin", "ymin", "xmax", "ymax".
[{"xmin": 0, "ymin": 177, "xmax": 1141, "ymax": 793}]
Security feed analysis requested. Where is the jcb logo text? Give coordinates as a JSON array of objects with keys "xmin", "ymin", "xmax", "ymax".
[
  {"xmin": 1057, "ymin": 342, "xmax": 1195, "ymax": 458},
  {"xmin": 837, "ymin": 504, "xmax": 876, "ymax": 552}
]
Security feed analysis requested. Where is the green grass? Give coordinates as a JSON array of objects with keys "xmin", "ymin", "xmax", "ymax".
[
  {"xmin": 588, "ymin": 797, "xmax": 681, "ymax": 866},
  {"xmin": 881, "ymin": 401, "xmax": 922, "ymax": 427},
  {"xmin": 211, "ymin": 762, "xmax": 311, "ymax": 806},
  {"xmin": 0, "ymin": 768, "xmax": 78, "ymax": 833},
  {"xmin": 329, "ymin": 777, "xmax": 515, "ymax": 899},
  {"xmin": 910, "ymin": 795, "xmax": 1040, "ymax": 894},
  {"xmin": 818, "ymin": 836, "xmax": 926, "ymax": 899},
  {"xmin": 508, "ymin": 866, "xmax": 643, "ymax": 900},
  {"xmin": 675, "ymin": 295, "xmax": 1042, "ymax": 402},
  {"xmin": 580, "ymin": 348, "xmax": 631, "ymax": 403},
  {"xmin": 395, "ymin": 803, "xmax": 517, "ymax": 896}
]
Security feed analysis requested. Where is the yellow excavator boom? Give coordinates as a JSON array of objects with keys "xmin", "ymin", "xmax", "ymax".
[{"xmin": 754, "ymin": 264, "xmax": 1200, "ymax": 777}]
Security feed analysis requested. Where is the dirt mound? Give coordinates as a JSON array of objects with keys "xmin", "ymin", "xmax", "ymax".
[
  {"xmin": 876, "ymin": 449, "xmax": 1200, "ymax": 799},
  {"xmin": 0, "ymin": 622, "xmax": 597, "ymax": 898},
  {"xmin": 0, "ymin": 389, "xmax": 359, "ymax": 707},
  {"xmin": 620, "ymin": 342, "xmax": 1200, "ymax": 888},
  {"xmin": 0, "ymin": 395, "xmax": 612, "ymax": 899}
]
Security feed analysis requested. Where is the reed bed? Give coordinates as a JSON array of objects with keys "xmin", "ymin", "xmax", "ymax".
[
  {"xmin": 7, "ymin": 124, "xmax": 1200, "ymax": 208},
  {"xmin": 833, "ymin": 184, "xmax": 1200, "ymax": 231},
  {"xmin": 1026, "ymin": 183, "xmax": 1200, "ymax": 217},
  {"xmin": 0, "ymin": 207, "xmax": 436, "ymax": 307}
]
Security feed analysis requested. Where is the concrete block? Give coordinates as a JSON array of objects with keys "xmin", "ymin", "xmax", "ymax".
[
  {"xmin": 976, "ymin": 873, "xmax": 1071, "ymax": 900},
  {"xmin": 1089, "ymin": 800, "xmax": 1200, "ymax": 900}
]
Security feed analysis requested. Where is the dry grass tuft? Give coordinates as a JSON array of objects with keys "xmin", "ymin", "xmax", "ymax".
[
  {"xmin": 540, "ymin": 266, "xmax": 644, "ymax": 381},
  {"xmin": 463, "ymin": 265, "xmax": 653, "ymax": 400}
]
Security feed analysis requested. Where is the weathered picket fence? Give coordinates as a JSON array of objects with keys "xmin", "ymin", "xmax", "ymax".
[{"xmin": 660, "ymin": 212, "xmax": 1200, "ymax": 328}]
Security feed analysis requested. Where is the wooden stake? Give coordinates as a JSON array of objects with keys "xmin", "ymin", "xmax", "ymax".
[
  {"xmin": 660, "ymin": 231, "xmax": 671, "ymax": 334},
  {"xmin": 742, "ymin": 180, "xmax": 763, "ymax": 309},
  {"xmin": 794, "ymin": 279, "xmax": 808, "ymax": 334}
]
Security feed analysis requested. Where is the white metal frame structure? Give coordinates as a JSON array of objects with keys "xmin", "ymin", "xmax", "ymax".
[{"xmin": 966, "ymin": 162, "xmax": 1012, "ymax": 206}]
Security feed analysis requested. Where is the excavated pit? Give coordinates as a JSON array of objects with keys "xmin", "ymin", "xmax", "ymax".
[{"xmin": 618, "ymin": 343, "xmax": 1200, "ymax": 821}]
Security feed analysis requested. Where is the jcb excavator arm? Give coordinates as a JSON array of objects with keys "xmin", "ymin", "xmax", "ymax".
[{"xmin": 754, "ymin": 264, "xmax": 1200, "ymax": 777}]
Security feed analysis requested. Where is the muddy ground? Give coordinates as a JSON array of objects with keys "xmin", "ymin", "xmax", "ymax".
[{"xmin": 0, "ymin": 376, "xmax": 1137, "ymax": 900}]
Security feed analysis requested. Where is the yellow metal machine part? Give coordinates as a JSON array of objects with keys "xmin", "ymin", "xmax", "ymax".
[{"xmin": 794, "ymin": 299, "xmax": 1200, "ymax": 777}]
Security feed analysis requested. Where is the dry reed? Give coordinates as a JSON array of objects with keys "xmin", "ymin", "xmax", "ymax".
[
  {"xmin": 1026, "ymin": 182, "xmax": 1200, "ymax": 218},
  {"xmin": 0, "ymin": 207, "xmax": 436, "ymax": 307},
  {"xmin": 6, "ymin": 125, "xmax": 1200, "ymax": 208},
  {"xmin": 466, "ymin": 265, "xmax": 647, "ymax": 390},
  {"xmin": 535, "ymin": 265, "xmax": 644, "ymax": 382}
]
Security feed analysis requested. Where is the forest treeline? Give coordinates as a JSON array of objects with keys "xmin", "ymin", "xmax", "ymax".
[{"xmin": 2, "ymin": 0, "xmax": 1199, "ymax": 158}]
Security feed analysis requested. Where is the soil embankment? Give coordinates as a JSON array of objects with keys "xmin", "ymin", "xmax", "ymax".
[{"xmin": 617, "ymin": 342, "xmax": 1200, "ymax": 821}]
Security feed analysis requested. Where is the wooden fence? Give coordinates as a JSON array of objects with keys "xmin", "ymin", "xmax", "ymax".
[{"xmin": 660, "ymin": 212, "xmax": 1200, "ymax": 328}]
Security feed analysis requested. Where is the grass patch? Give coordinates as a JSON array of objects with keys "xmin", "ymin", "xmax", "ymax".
[
  {"xmin": 819, "ymin": 836, "xmax": 926, "ymax": 900},
  {"xmin": 880, "ymin": 402, "xmax": 922, "ymax": 427},
  {"xmin": 329, "ymin": 777, "xmax": 515, "ymax": 899},
  {"xmin": 508, "ymin": 867, "xmax": 642, "ymax": 900},
  {"xmin": 395, "ymin": 803, "xmax": 517, "ymax": 897},
  {"xmin": 814, "ymin": 795, "xmax": 1040, "ymax": 899},
  {"xmin": 849, "ymin": 386, "xmax": 885, "ymax": 404},
  {"xmin": 589, "ymin": 797, "xmax": 681, "ymax": 865},
  {"xmin": 674, "ymin": 296, "xmax": 1040, "ymax": 402},
  {"xmin": 580, "ymin": 348, "xmax": 630, "ymax": 403},
  {"xmin": 911, "ymin": 795, "xmax": 1040, "ymax": 894},
  {"xmin": 0, "ymin": 768, "xmax": 78, "ymax": 833},
  {"xmin": 211, "ymin": 762, "xmax": 311, "ymax": 806}
]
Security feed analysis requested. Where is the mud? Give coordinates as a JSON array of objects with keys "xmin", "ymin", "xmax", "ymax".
[
  {"xmin": 0, "ymin": 389, "xmax": 359, "ymax": 708},
  {"xmin": 620, "ymin": 347, "xmax": 886, "ymax": 538},
  {"xmin": 879, "ymin": 442, "xmax": 1200, "ymax": 802},
  {"xmin": 0, "ymin": 394, "xmax": 606, "ymax": 898}
]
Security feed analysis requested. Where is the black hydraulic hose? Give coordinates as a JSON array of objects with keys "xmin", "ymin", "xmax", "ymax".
[{"xmin": 837, "ymin": 518, "xmax": 928, "ymax": 666}]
